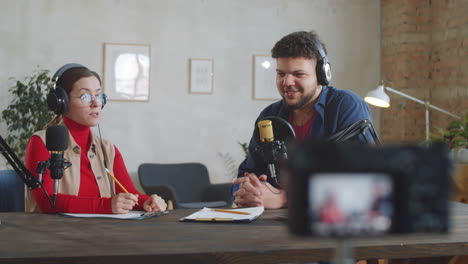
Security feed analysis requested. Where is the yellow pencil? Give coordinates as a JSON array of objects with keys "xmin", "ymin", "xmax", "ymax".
[
  {"xmin": 105, "ymin": 168, "xmax": 129, "ymax": 193},
  {"xmin": 212, "ymin": 209, "xmax": 250, "ymax": 215}
]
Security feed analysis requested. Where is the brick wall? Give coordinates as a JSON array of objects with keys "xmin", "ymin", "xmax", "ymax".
[{"xmin": 380, "ymin": 0, "xmax": 468, "ymax": 143}]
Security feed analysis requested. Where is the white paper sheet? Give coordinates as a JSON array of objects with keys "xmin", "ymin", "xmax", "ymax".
[
  {"xmin": 180, "ymin": 206, "xmax": 264, "ymax": 222},
  {"xmin": 62, "ymin": 210, "xmax": 168, "ymax": 220}
]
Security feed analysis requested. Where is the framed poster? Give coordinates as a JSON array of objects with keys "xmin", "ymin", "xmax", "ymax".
[
  {"xmin": 189, "ymin": 58, "xmax": 213, "ymax": 94},
  {"xmin": 103, "ymin": 43, "xmax": 150, "ymax": 101},
  {"xmin": 253, "ymin": 55, "xmax": 280, "ymax": 100}
]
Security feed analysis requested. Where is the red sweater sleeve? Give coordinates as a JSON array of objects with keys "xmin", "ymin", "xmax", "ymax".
[{"xmin": 112, "ymin": 146, "xmax": 149, "ymax": 209}]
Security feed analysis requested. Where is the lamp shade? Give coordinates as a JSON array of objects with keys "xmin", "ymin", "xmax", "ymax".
[{"xmin": 364, "ymin": 85, "xmax": 390, "ymax": 108}]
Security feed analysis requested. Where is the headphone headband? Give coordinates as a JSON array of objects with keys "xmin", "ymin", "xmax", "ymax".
[
  {"xmin": 312, "ymin": 38, "xmax": 328, "ymax": 63},
  {"xmin": 53, "ymin": 63, "xmax": 86, "ymax": 83},
  {"xmin": 48, "ymin": 63, "xmax": 105, "ymax": 115}
]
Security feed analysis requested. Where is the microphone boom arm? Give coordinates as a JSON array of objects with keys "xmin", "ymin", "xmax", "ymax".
[
  {"xmin": 0, "ymin": 134, "xmax": 55, "ymax": 210},
  {"xmin": 326, "ymin": 119, "xmax": 381, "ymax": 145},
  {"xmin": 0, "ymin": 135, "xmax": 40, "ymax": 190}
]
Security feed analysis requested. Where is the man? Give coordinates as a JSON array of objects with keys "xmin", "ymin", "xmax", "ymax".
[{"xmin": 232, "ymin": 31, "xmax": 375, "ymax": 209}]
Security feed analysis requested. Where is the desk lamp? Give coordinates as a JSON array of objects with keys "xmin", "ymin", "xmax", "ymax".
[{"xmin": 364, "ymin": 80, "xmax": 460, "ymax": 141}]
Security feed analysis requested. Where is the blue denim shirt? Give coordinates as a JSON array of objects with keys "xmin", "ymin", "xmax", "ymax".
[{"xmin": 232, "ymin": 86, "xmax": 374, "ymax": 195}]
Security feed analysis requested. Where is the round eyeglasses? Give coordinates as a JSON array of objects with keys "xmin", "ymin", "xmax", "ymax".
[{"xmin": 73, "ymin": 93, "xmax": 107, "ymax": 106}]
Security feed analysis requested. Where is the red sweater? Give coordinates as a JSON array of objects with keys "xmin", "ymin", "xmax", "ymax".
[
  {"xmin": 289, "ymin": 113, "xmax": 315, "ymax": 142},
  {"xmin": 25, "ymin": 117, "xmax": 149, "ymax": 213}
]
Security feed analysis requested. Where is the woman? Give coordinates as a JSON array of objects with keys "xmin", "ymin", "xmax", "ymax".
[{"xmin": 25, "ymin": 64, "xmax": 166, "ymax": 214}]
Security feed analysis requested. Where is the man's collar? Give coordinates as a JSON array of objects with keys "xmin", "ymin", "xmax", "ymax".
[{"xmin": 315, "ymin": 85, "xmax": 328, "ymax": 108}]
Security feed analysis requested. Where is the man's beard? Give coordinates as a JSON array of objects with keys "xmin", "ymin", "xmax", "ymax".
[{"xmin": 284, "ymin": 92, "xmax": 314, "ymax": 111}]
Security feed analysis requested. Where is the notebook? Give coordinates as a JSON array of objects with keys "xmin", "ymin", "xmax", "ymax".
[{"xmin": 179, "ymin": 206, "xmax": 264, "ymax": 222}]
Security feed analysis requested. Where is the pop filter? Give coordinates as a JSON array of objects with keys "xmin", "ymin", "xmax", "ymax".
[{"xmin": 253, "ymin": 116, "xmax": 296, "ymax": 145}]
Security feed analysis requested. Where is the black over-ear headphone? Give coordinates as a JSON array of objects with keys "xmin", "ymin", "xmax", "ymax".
[
  {"xmin": 47, "ymin": 63, "xmax": 107, "ymax": 115},
  {"xmin": 312, "ymin": 37, "xmax": 332, "ymax": 86}
]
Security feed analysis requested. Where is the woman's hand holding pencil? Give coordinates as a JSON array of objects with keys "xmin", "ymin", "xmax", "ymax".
[
  {"xmin": 106, "ymin": 168, "xmax": 139, "ymax": 214},
  {"xmin": 111, "ymin": 193, "xmax": 139, "ymax": 214},
  {"xmin": 105, "ymin": 168, "xmax": 167, "ymax": 214}
]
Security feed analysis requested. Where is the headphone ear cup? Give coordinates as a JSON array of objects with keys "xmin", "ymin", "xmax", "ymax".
[
  {"xmin": 316, "ymin": 59, "xmax": 332, "ymax": 86},
  {"xmin": 101, "ymin": 93, "xmax": 107, "ymax": 109},
  {"xmin": 47, "ymin": 86, "xmax": 69, "ymax": 115}
]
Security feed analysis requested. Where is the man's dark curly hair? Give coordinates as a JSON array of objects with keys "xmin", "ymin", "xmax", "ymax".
[{"xmin": 271, "ymin": 31, "xmax": 327, "ymax": 61}]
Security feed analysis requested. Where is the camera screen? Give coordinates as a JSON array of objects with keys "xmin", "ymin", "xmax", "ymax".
[{"xmin": 308, "ymin": 173, "xmax": 393, "ymax": 237}]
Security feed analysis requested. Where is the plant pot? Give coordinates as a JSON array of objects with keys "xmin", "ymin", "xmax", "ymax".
[
  {"xmin": 451, "ymin": 149, "xmax": 468, "ymax": 203},
  {"xmin": 454, "ymin": 148, "xmax": 468, "ymax": 164},
  {"xmin": 452, "ymin": 163, "xmax": 468, "ymax": 202}
]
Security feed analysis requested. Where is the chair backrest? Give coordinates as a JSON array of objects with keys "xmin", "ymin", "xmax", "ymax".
[
  {"xmin": 138, "ymin": 163, "xmax": 211, "ymax": 203},
  {"xmin": 0, "ymin": 170, "xmax": 25, "ymax": 212}
]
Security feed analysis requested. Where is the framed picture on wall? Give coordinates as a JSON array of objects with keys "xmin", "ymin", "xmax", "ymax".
[
  {"xmin": 189, "ymin": 58, "xmax": 213, "ymax": 94},
  {"xmin": 253, "ymin": 55, "xmax": 280, "ymax": 100},
  {"xmin": 103, "ymin": 43, "xmax": 150, "ymax": 101}
]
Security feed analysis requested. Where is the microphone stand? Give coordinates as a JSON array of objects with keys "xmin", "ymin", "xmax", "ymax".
[
  {"xmin": 36, "ymin": 158, "xmax": 71, "ymax": 208},
  {"xmin": 258, "ymin": 140, "xmax": 288, "ymax": 185},
  {"xmin": 0, "ymin": 135, "xmax": 54, "ymax": 212},
  {"xmin": 333, "ymin": 237, "xmax": 354, "ymax": 264}
]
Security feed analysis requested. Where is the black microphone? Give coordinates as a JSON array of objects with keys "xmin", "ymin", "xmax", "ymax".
[{"xmin": 45, "ymin": 125, "xmax": 71, "ymax": 206}]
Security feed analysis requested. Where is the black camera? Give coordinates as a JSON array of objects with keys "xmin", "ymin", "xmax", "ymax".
[{"xmin": 287, "ymin": 141, "xmax": 451, "ymax": 237}]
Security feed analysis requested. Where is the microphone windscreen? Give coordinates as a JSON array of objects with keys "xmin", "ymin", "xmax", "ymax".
[
  {"xmin": 46, "ymin": 125, "xmax": 69, "ymax": 151},
  {"xmin": 258, "ymin": 120, "xmax": 274, "ymax": 142}
]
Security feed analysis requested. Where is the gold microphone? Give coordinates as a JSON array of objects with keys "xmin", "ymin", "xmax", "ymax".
[
  {"xmin": 258, "ymin": 120, "xmax": 274, "ymax": 142},
  {"xmin": 257, "ymin": 120, "xmax": 277, "ymax": 180}
]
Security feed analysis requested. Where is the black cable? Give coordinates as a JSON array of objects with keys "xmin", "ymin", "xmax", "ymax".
[
  {"xmin": 97, "ymin": 124, "xmax": 115, "ymax": 195},
  {"xmin": 97, "ymin": 124, "xmax": 108, "ymax": 169}
]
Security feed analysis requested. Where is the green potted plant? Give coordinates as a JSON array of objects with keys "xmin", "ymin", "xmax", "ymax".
[
  {"xmin": 1, "ymin": 68, "xmax": 54, "ymax": 160},
  {"xmin": 218, "ymin": 142, "xmax": 249, "ymax": 181},
  {"xmin": 238, "ymin": 141, "xmax": 249, "ymax": 159},
  {"xmin": 432, "ymin": 112, "xmax": 468, "ymax": 163},
  {"xmin": 432, "ymin": 112, "xmax": 468, "ymax": 203}
]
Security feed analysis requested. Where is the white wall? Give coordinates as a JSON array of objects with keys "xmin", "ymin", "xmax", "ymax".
[{"xmin": 0, "ymin": 0, "xmax": 380, "ymax": 189}]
